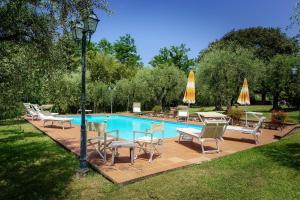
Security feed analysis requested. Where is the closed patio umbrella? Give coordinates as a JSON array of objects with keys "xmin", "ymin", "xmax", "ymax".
[
  {"xmin": 237, "ymin": 78, "xmax": 250, "ymax": 126},
  {"xmin": 183, "ymin": 71, "xmax": 196, "ymax": 106}
]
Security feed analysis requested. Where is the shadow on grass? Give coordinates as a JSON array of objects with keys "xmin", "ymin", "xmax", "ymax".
[
  {"xmin": 257, "ymin": 135, "xmax": 300, "ymax": 171},
  {"xmin": 0, "ymin": 127, "xmax": 78, "ymax": 199},
  {"xmin": 0, "ymin": 119, "xmax": 28, "ymax": 126}
]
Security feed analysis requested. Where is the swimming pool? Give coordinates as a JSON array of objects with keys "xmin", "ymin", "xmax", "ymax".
[{"xmin": 67, "ymin": 115, "xmax": 203, "ymax": 140}]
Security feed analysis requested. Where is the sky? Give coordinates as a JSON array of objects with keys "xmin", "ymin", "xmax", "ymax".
[{"xmin": 93, "ymin": 0, "xmax": 299, "ymax": 65}]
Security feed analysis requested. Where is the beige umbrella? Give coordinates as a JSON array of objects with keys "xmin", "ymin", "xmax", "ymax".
[{"xmin": 237, "ymin": 78, "xmax": 250, "ymax": 126}]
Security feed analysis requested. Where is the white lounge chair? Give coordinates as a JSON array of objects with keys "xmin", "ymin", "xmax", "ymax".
[
  {"xmin": 87, "ymin": 122, "xmax": 119, "ymax": 162},
  {"xmin": 226, "ymin": 117, "xmax": 266, "ymax": 144},
  {"xmin": 37, "ymin": 112, "xmax": 72, "ymax": 130},
  {"xmin": 23, "ymin": 103, "xmax": 38, "ymax": 120},
  {"xmin": 133, "ymin": 102, "xmax": 141, "ymax": 114},
  {"xmin": 133, "ymin": 122, "xmax": 164, "ymax": 162},
  {"xmin": 177, "ymin": 106, "xmax": 189, "ymax": 121},
  {"xmin": 177, "ymin": 120, "xmax": 228, "ymax": 153},
  {"xmin": 32, "ymin": 104, "xmax": 58, "ymax": 116}
]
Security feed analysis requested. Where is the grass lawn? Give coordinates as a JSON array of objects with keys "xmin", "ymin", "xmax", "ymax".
[
  {"xmin": 189, "ymin": 105, "xmax": 299, "ymax": 123},
  {"xmin": 1, "ymin": 120, "xmax": 300, "ymax": 199}
]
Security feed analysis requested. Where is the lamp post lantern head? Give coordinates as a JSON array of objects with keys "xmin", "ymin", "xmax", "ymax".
[
  {"xmin": 71, "ymin": 10, "xmax": 99, "ymax": 42},
  {"xmin": 292, "ymin": 66, "xmax": 298, "ymax": 76},
  {"xmin": 85, "ymin": 10, "xmax": 100, "ymax": 34},
  {"xmin": 71, "ymin": 20, "xmax": 84, "ymax": 41}
]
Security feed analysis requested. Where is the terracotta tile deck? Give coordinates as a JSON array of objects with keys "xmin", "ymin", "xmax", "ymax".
[{"xmin": 27, "ymin": 115, "xmax": 280, "ymax": 184}]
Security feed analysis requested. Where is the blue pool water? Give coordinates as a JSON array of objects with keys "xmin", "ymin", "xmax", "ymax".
[{"xmin": 67, "ymin": 115, "xmax": 203, "ymax": 140}]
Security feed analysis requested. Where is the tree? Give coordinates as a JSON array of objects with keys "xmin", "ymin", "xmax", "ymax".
[
  {"xmin": 198, "ymin": 27, "xmax": 299, "ymax": 102},
  {"xmin": 150, "ymin": 44, "xmax": 195, "ymax": 73},
  {"xmin": 87, "ymin": 50, "xmax": 138, "ymax": 83},
  {"xmin": 96, "ymin": 38, "xmax": 114, "ymax": 54},
  {"xmin": 113, "ymin": 34, "xmax": 142, "ymax": 71},
  {"xmin": 150, "ymin": 64, "xmax": 186, "ymax": 111},
  {"xmin": 115, "ymin": 79, "xmax": 134, "ymax": 112},
  {"xmin": 266, "ymin": 55, "xmax": 300, "ymax": 110},
  {"xmin": 197, "ymin": 45, "xmax": 264, "ymax": 110}
]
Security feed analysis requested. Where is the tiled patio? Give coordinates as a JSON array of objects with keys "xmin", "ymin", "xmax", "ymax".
[{"xmin": 28, "ymin": 115, "xmax": 280, "ymax": 184}]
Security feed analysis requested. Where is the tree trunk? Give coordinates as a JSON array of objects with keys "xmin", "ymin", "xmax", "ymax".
[
  {"xmin": 272, "ymin": 94, "xmax": 279, "ymax": 110},
  {"xmin": 214, "ymin": 97, "xmax": 222, "ymax": 111},
  {"xmin": 261, "ymin": 92, "xmax": 266, "ymax": 103}
]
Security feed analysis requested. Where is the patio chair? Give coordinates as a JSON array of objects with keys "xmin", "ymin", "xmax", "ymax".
[
  {"xmin": 133, "ymin": 102, "xmax": 141, "ymax": 114},
  {"xmin": 133, "ymin": 122, "xmax": 164, "ymax": 162},
  {"xmin": 37, "ymin": 112, "xmax": 72, "ymax": 130},
  {"xmin": 177, "ymin": 120, "xmax": 228, "ymax": 153},
  {"xmin": 87, "ymin": 122, "xmax": 119, "ymax": 162},
  {"xmin": 226, "ymin": 117, "xmax": 266, "ymax": 144}
]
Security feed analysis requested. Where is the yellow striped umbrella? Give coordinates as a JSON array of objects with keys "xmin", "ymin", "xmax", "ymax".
[
  {"xmin": 237, "ymin": 78, "xmax": 250, "ymax": 126},
  {"xmin": 183, "ymin": 71, "xmax": 196, "ymax": 104},
  {"xmin": 237, "ymin": 78, "xmax": 250, "ymax": 105}
]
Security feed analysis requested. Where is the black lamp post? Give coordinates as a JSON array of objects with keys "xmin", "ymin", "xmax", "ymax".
[
  {"xmin": 71, "ymin": 10, "xmax": 99, "ymax": 173},
  {"xmin": 291, "ymin": 66, "xmax": 300, "ymax": 124}
]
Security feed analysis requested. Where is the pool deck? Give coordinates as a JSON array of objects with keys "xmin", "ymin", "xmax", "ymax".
[{"xmin": 27, "ymin": 114, "xmax": 280, "ymax": 184}]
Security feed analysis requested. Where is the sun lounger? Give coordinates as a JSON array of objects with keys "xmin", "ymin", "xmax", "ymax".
[
  {"xmin": 37, "ymin": 112, "xmax": 72, "ymax": 130},
  {"xmin": 23, "ymin": 103, "xmax": 38, "ymax": 120},
  {"xmin": 177, "ymin": 120, "xmax": 228, "ymax": 153},
  {"xmin": 31, "ymin": 104, "xmax": 58, "ymax": 116},
  {"xmin": 226, "ymin": 117, "xmax": 266, "ymax": 144}
]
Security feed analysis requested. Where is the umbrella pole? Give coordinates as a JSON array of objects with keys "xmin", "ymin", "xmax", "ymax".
[
  {"xmin": 188, "ymin": 103, "xmax": 190, "ymax": 121},
  {"xmin": 245, "ymin": 105, "xmax": 248, "ymax": 127}
]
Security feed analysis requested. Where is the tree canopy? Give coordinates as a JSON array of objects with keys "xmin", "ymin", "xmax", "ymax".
[
  {"xmin": 198, "ymin": 27, "xmax": 299, "ymax": 61},
  {"xmin": 150, "ymin": 44, "xmax": 195, "ymax": 73},
  {"xmin": 197, "ymin": 45, "xmax": 264, "ymax": 110}
]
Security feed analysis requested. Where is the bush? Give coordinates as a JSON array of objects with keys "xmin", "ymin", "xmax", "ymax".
[
  {"xmin": 152, "ymin": 105, "xmax": 162, "ymax": 113},
  {"xmin": 271, "ymin": 110, "xmax": 286, "ymax": 122},
  {"xmin": 227, "ymin": 106, "xmax": 244, "ymax": 120}
]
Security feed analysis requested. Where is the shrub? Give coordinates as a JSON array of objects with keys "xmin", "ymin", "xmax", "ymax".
[
  {"xmin": 271, "ymin": 110, "xmax": 286, "ymax": 122},
  {"xmin": 227, "ymin": 106, "xmax": 244, "ymax": 120},
  {"xmin": 152, "ymin": 105, "xmax": 162, "ymax": 113}
]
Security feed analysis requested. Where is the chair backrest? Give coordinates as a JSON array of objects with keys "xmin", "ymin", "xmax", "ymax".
[
  {"xmin": 200, "ymin": 120, "xmax": 228, "ymax": 139},
  {"xmin": 31, "ymin": 104, "xmax": 41, "ymax": 112},
  {"xmin": 150, "ymin": 122, "xmax": 164, "ymax": 143},
  {"xmin": 93, "ymin": 122, "xmax": 107, "ymax": 137},
  {"xmin": 133, "ymin": 102, "xmax": 141, "ymax": 113},
  {"xmin": 253, "ymin": 117, "xmax": 266, "ymax": 132},
  {"xmin": 178, "ymin": 110, "xmax": 188, "ymax": 117},
  {"xmin": 150, "ymin": 122, "xmax": 164, "ymax": 133}
]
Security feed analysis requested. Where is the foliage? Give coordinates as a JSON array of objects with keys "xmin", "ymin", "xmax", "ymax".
[
  {"xmin": 227, "ymin": 106, "xmax": 245, "ymax": 120},
  {"xmin": 96, "ymin": 38, "xmax": 114, "ymax": 54},
  {"xmin": 266, "ymin": 54, "xmax": 300, "ymax": 109},
  {"xmin": 197, "ymin": 45, "xmax": 264, "ymax": 110},
  {"xmin": 87, "ymin": 51, "xmax": 124, "ymax": 83},
  {"xmin": 199, "ymin": 27, "xmax": 299, "ymax": 61},
  {"xmin": 152, "ymin": 105, "xmax": 162, "ymax": 113},
  {"xmin": 88, "ymin": 81, "xmax": 110, "ymax": 113},
  {"xmin": 113, "ymin": 34, "xmax": 142, "ymax": 72},
  {"xmin": 150, "ymin": 44, "xmax": 195, "ymax": 73},
  {"xmin": 271, "ymin": 110, "xmax": 287, "ymax": 122}
]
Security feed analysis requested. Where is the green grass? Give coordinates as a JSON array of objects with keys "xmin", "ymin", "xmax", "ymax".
[
  {"xmin": 189, "ymin": 105, "xmax": 299, "ymax": 123},
  {"xmin": 1, "ymin": 120, "xmax": 300, "ymax": 199}
]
